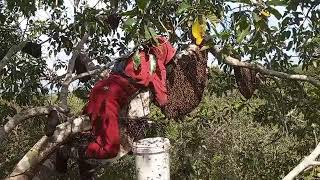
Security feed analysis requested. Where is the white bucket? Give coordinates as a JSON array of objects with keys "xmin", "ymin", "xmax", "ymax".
[{"xmin": 132, "ymin": 137, "xmax": 170, "ymax": 180}]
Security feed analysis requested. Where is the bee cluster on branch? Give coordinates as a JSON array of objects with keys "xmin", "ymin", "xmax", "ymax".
[
  {"xmin": 234, "ymin": 66, "xmax": 259, "ymax": 99},
  {"xmin": 161, "ymin": 48, "xmax": 208, "ymax": 119}
]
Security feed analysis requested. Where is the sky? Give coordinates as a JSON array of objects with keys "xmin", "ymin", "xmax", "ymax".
[{"xmin": 18, "ymin": 0, "xmax": 313, "ymax": 90}]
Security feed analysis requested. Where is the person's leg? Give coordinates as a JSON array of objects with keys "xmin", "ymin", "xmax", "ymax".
[{"xmin": 55, "ymin": 147, "xmax": 68, "ymax": 174}]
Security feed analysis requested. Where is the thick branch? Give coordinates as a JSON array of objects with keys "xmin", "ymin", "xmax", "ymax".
[
  {"xmin": 0, "ymin": 107, "xmax": 50, "ymax": 143},
  {"xmin": 209, "ymin": 46, "xmax": 320, "ymax": 88},
  {"xmin": 0, "ymin": 106, "xmax": 67, "ymax": 144},
  {"xmin": 58, "ymin": 33, "xmax": 89, "ymax": 109},
  {"xmin": 6, "ymin": 115, "xmax": 91, "ymax": 180},
  {"xmin": 0, "ymin": 41, "xmax": 27, "ymax": 70},
  {"xmin": 283, "ymin": 143, "xmax": 320, "ymax": 180}
]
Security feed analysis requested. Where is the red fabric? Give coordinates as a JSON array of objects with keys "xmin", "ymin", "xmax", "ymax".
[
  {"xmin": 124, "ymin": 36, "xmax": 176, "ymax": 106},
  {"xmin": 84, "ymin": 73, "xmax": 139, "ymax": 159},
  {"xmin": 84, "ymin": 36, "xmax": 176, "ymax": 159}
]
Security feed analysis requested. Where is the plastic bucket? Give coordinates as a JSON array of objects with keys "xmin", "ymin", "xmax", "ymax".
[{"xmin": 132, "ymin": 137, "xmax": 170, "ymax": 180}]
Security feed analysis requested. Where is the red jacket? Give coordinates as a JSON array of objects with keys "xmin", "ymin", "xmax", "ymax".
[{"xmin": 84, "ymin": 36, "xmax": 176, "ymax": 159}]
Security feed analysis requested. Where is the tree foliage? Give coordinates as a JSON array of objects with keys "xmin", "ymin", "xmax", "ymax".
[{"xmin": 0, "ymin": 0, "xmax": 320, "ymax": 179}]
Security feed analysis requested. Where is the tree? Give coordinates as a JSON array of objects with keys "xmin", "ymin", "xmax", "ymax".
[{"xmin": 0, "ymin": 0, "xmax": 320, "ymax": 179}]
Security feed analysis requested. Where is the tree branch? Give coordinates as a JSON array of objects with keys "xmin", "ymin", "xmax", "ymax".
[
  {"xmin": 6, "ymin": 116, "xmax": 91, "ymax": 180},
  {"xmin": 0, "ymin": 106, "xmax": 67, "ymax": 144},
  {"xmin": 209, "ymin": 46, "xmax": 320, "ymax": 88},
  {"xmin": 58, "ymin": 33, "xmax": 89, "ymax": 109},
  {"xmin": 6, "ymin": 91, "xmax": 150, "ymax": 179},
  {"xmin": 58, "ymin": 44, "xmax": 198, "ymax": 83},
  {"xmin": 283, "ymin": 143, "xmax": 320, "ymax": 180},
  {"xmin": 71, "ymin": 61, "xmax": 115, "ymax": 81},
  {"xmin": 0, "ymin": 41, "xmax": 27, "ymax": 70}
]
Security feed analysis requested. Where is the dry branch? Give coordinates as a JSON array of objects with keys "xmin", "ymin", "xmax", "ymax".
[
  {"xmin": 71, "ymin": 61, "xmax": 114, "ymax": 81},
  {"xmin": 62, "ymin": 44, "xmax": 201, "ymax": 83},
  {"xmin": 283, "ymin": 142, "xmax": 320, "ymax": 180},
  {"xmin": 209, "ymin": 46, "xmax": 320, "ymax": 88}
]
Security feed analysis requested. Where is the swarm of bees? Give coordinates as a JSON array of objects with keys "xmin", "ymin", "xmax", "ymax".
[
  {"xmin": 234, "ymin": 66, "xmax": 259, "ymax": 99},
  {"xmin": 123, "ymin": 118, "xmax": 151, "ymax": 141},
  {"xmin": 73, "ymin": 53, "xmax": 94, "ymax": 83},
  {"xmin": 21, "ymin": 42, "xmax": 41, "ymax": 58},
  {"xmin": 161, "ymin": 48, "xmax": 208, "ymax": 119}
]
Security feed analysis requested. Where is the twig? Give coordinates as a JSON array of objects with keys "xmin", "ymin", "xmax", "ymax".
[
  {"xmin": 39, "ymin": 38, "xmax": 51, "ymax": 45},
  {"xmin": 158, "ymin": 16, "xmax": 171, "ymax": 39},
  {"xmin": 71, "ymin": 61, "xmax": 115, "ymax": 81},
  {"xmin": 21, "ymin": 17, "xmax": 30, "ymax": 41},
  {"xmin": 93, "ymin": 0, "xmax": 102, "ymax": 8}
]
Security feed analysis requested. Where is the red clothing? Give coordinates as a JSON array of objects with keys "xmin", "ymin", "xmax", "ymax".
[
  {"xmin": 85, "ymin": 73, "xmax": 139, "ymax": 158},
  {"xmin": 84, "ymin": 36, "xmax": 176, "ymax": 159},
  {"xmin": 124, "ymin": 37, "xmax": 176, "ymax": 106}
]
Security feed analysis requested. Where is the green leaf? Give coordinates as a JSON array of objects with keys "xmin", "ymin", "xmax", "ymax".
[
  {"xmin": 137, "ymin": 0, "xmax": 150, "ymax": 11},
  {"xmin": 270, "ymin": 26, "xmax": 278, "ymax": 31},
  {"xmin": 110, "ymin": 0, "xmax": 118, "ymax": 9},
  {"xmin": 148, "ymin": 27, "xmax": 159, "ymax": 45},
  {"xmin": 236, "ymin": 26, "xmax": 250, "ymax": 43},
  {"xmin": 313, "ymin": 60, "xmax": 317, "ymax": 68},
  {"xmin": 177, "ymin": 1, "xmax": 191, "ymax": 14},
  {"xmin": 268, "ymin": 7, "xmax": 282, "ymax": 20},
  {"xmin": 220, "ymin": 31, "xmax": 231, "ymax": 40},
  {"xmin": 286, "ymin": 41, "xmax": 293, "ymax": 51},
  {"xmin": 268, "ymin": 0, "xmax": 287, "ymax": 6},
  {"xmin": 124, "ymin": 18, "xmax": 136, "ymax": 28},
  {"xmin": 207, "ymin": 14, "xmax": 219, "ymax": 26},
  {"xmin": 144, "ymin": 25, "xmax": 158, "ymax": 44},
  {"xmin": 144, "ymin": 25, "xmax": 152, "ymax": 40},
  {"xmin": 284, "ymin": 31, "xmax": 291, "ymax": 38},
  {"xmin": 238, "ymin": 16, "xmax": 249, "ymax": 30},
  {"xmin": 133, "ymin": 51, "xmax": 141, "ymax": 70},
  {"xmin": 149, "ymin": 54, "xmax": 156, "ymax": 74}
]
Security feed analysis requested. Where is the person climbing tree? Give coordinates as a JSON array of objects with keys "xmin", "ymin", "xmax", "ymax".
[{"xmin": 82, "ymin": 36, "xmax": 176, "ymax": 159}]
